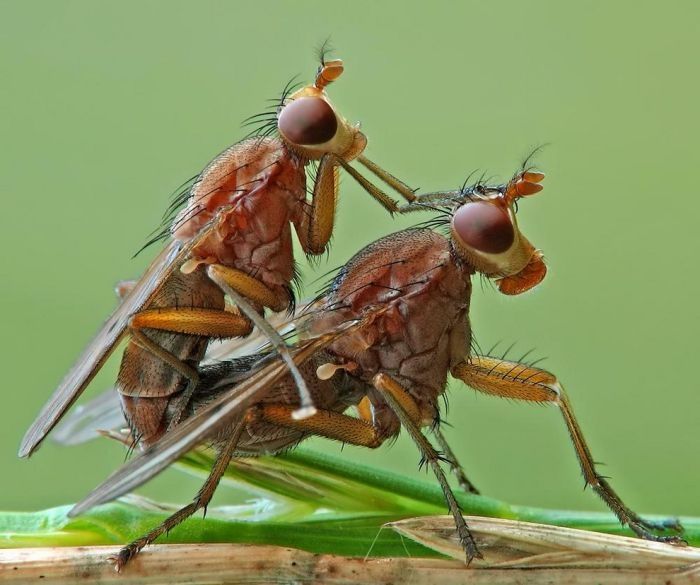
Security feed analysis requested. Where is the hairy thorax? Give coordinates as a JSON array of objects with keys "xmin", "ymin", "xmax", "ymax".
[
  {"xmin": 310, "ymin": 229, "xmax": 473, "ymax": 436},
  {"xmin": 172, "ymin": 137, "xmax": 307, "ymax": 307},
  {"xmin": 121, "ymin": 138, "xmax": 307, "ymax": 447}
]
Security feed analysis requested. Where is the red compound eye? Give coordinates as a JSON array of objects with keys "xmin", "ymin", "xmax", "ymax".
[
  {"xmin": 278, "ymin": 96, "xmax": 337, "ymax": 145},
  {"xmin": 452, "ymin": 202, "xmax": 515, "ymax": 254}
]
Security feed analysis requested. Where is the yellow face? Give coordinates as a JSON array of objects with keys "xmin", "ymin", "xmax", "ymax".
[
  {"xmin": 450, "ymin": 172, "xmax": 547, "ymax": 295},
  {"xmin": 276, "ymin": 59, "xmax": 364, "ymax": 161}
]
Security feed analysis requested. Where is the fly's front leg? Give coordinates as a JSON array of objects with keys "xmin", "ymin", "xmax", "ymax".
[
  {"xmin": 112, "ymin": 416, "xmax": 247, "ymax": 571},
  {"xmin": 300, "ymin": 150, "xmax": 417, "ymax": 249},
  {"xmin": 335, "ymin": 156, "xmax": 403, "ymax": 213},
  {"xmin": 372, "ymin": 373, "xmax": 482, "ymax": 564},
  {"xmin": 336, "ymin": 133, "xmax": 416, "ymax": 212},
  {"xmin": 355, "ymin": 155, "xmax": 417, "ymax": 204},
  {"xmin": 294, "ymin": 150, "xmax": 408, "ymax": 255},
  {"xmin": 296, "ymin": 148, "xmax": 416, "ymax": 256},
  {"xmin": 399, "ymin": 170, "xmax": 546, "ymax": 213},
  {"xmin": 451, "ymin": 356, "xmax": 685, "ymax": 542},
  {"xmin": 296, "ymin": 154, "xmax": 339, "ymax": 255}
]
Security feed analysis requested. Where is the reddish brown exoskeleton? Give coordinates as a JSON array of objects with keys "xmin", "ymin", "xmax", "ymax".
[
  {"xmin": 18, "ymin": 54, "xmax": 417, "ymax": 459},
  {"xmin": 66, "ymin": 168, "xmax": 683, "ymax": 568},
  {"xmin": 300, "ymin": 169, "xmax": 683, "ymax": 559},
  {"xmin": 66, "ymin": 321, "xmax": 371, "ymax": 570}
]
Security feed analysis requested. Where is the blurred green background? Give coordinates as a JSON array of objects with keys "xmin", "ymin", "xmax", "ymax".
[{"xmin": 2, "ymin": 1, "xmax": 698, "ymax": 521}]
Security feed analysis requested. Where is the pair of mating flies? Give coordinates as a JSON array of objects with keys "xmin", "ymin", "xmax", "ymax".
[{"xmin": 19, "ymin": 56, "xmax": 684, "ymax": 570}]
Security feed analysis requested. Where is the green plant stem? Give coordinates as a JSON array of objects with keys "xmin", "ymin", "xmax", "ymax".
[
  {"xmin": 2, "ymin": 447, "xmax": 697, "ymax": 556},
  {"xmin": 278, "ymin": 449, "xmax": 700, "ymax": 544}
]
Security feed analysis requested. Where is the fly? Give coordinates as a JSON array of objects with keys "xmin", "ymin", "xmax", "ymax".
[
  {"xmin": 18, "ymin": 52, "xmax": 417, "ymax": 459},
  {"xmin": 61, "ymin": 167, "xmax": 685, "ymax": 568}
]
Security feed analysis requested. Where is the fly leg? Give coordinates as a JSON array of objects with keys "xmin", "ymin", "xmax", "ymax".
[
  {"xmin": 356, "ymin": 396, "xmax": 480, "ymax": 495},
  {"xmin": 432, "ymin": 427, "xmax": 480, "ymax": 495},
  {"xmin": 372, "ymin": 373, "xmax": 482, "ymax": 564},
  {"xmin": 335, "ymin": 155, "xmax": 416, "ymax": 213},
  {"xmin": 297, "ymin": 151, "xmax": 396, "ymax": 256},
  {"xmin": 336, "ymin": 133, "xmax": 417, "ymax": 211},
  {"xmin": 126, "ymin": 306, "xmax": 253, "ymax": 430},
  {"xmin": 112, "ymin": 416, "xmax": 246, "ymax": 572},
  {"xmin": 250, "ymin": 383, "xmax": 481, "ymax": 563},
  {"xmin": 399, "ymin": 170, "xmax": 546, "ymax": 213},
  {"xmin": 296, "ymin": 144, "xmax": 417, "ymax": 255},
  {"xmin": 206, "ymin": 264, "xmax": 316, "ymax": 419},
  {"xmin": 451, "ymin": 355, "xmax": 685, "ymax": 541},
  {"xmin": 253, "ymin": 403, "xmax": 383, "ymax": 448},
  {"xmin": 296, "ymin": 153, "xmax": 416, "ymax": 257},
  {"xmin": 296, "ymin": 154, "xmax": 339, "ymax": 255},
  {"xmin": 355, "ymin": 155, "xmax": 418, "ymax": 203}
]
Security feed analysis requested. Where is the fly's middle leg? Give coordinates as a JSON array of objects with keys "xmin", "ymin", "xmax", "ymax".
[
  {"xmin": 206, "ymin": 264, "xmax": 317, "ymax": 419},
  {"xmin": 371, "ymin": 373, "xmax": 482, "ymax": 564},
  {"xmin": 356, "ymin": 395, "xmax": 480, "ymax": 495},
  {"xmin": 432, "ymin": 427, "xmax": 480, "ymax": 495},
  {"xmin": 251, "ymin": 391, "xmax": 483, "ymax": 560}
]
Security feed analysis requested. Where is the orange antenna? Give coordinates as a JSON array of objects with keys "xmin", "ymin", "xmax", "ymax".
[
  {"xmin": 505, "ymin": 170, "xmax": 545, "ymax": 204},
  {"xmin": 315, "ymin": 59, "xmax": 344, "ymax": 90}
]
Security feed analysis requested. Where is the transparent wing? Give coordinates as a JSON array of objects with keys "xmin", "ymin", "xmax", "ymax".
[
  {"xmin": 69, "ymin": 320, "xmax": 361, "ymax": 517},
  {"xmin": 51, "ymin": 388, "xmax": 125, "ymax": 446},
  {"xmin": 20, "ymin": 214, "xmax": 226, "ymax": 458},
  {"xmin": 201, "ymin": 300, "xmax": 311, "ymax": 364},
  {"xmin": 51, "ymin": 300, "xmax": 316, "ymax": 448}
]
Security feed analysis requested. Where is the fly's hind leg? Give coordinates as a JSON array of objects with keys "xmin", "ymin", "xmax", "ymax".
[
  {"xmin": 127, "ymin": 305, "xmax": 253, "ymax": 429},
  {"xmin": 125, "ymin": 260, "xmax": 298, "ymax": 426},
  {"xmin": 113, "ymin": 417, "xmax": 247, "ymax": 571},
  {"xmin": 451, "ymin": 355, "xmax": 685, "ymax": 541}
]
